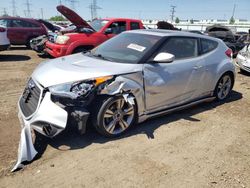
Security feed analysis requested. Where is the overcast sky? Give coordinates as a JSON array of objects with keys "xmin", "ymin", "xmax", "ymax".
[{"xmin": 0, "ymin": 0, "xmax": 249, "ymax": 20}]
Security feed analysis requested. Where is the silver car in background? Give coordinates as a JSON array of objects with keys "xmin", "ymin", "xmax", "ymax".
[{"xmin": 18, "ymin": 30, "xmax": 235, "ymax": 138}]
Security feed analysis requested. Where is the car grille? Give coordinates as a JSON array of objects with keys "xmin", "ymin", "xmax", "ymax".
[
  {"xmin": 48, "ymin": 33, "xmax": 56, "ymax": 43},
  {"xmin": 19, "ymin": 79, "xmax": 42, "ymax": 117}
]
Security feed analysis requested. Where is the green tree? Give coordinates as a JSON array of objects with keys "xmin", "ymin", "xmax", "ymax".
[
  {"xmin": 229, "ymin": 16, "xmax": 235, "ymax": 24},
  {"xmin": 175, "ymin": 17, "xmax": 180, "ymax": 24},
  {"xmin": 190, "ymin": 19, "xmax": 194, "ymax": 24},
  {"xmin": 49, "ymin": 16, "xmax": 67, "ymax": 21}
]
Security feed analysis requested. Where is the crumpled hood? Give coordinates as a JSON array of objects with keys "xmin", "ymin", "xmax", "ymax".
[{"xmin": 32, "ymin": 53, "xmax": 142, "ymax": 87}]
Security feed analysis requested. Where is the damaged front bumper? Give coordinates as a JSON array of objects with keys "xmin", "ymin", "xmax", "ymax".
[{"xmin": 13, "ymin": 79, "xmax": 90, "ymax": 171}]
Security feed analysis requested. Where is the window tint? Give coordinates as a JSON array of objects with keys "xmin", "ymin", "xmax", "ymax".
[
  {"xmin": 201, "ymin": 39, "xmax": 218, "ymax": 54},
  {"xmin": 130, "ymin": 22, "xmax": 140, "ymax": 30},
  {"xmin": 158, "ymin": 37, "xmax": 198, "ymax": 59},
  {"xmin": 10, "ymin": 19, "xmax": 40, "ymax": 28},
  {"xmin": 108, "ymin": 21, "xmax": 127, "ymax": 34}
]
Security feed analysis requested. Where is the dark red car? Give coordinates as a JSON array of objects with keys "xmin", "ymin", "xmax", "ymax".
[{"xmin": 0, "ymin": 17, "xmax": 47, "ymax": 47}]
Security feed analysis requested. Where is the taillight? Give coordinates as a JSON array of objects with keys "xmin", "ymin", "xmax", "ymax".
[
  {"xmin": 0, "ymin": 27, "xmax": 6, "ymax": 32},
  {"xmin": 225, "ymin": 48, "xmax": 233, "ymax": 58}
]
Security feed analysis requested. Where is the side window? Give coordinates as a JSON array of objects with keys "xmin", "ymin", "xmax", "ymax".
[
  {"xmin": 0, "ymin": 19, "xmax": 7, "ymax": 27},
  {"xmin": 201, "ymin": 39, "xmax": 218, "ymax": 54},
  {"xmin": 157, "ymin": 37, "xmax": 198, "ymax": 60},
  {"xmin": 130, "ymin": 22, "xmax": 140, "ymax": 30},
  {"xmin": 108, "ymin": 21, "xmax": 127, "ymax": 34},
  {"xmin": 10, "ymin": 19, "xmax": 40, "ymax": 28}
]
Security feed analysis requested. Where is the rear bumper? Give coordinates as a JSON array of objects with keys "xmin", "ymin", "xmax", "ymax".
[
  {"xmin": 0, "ymin": 44, "xmax": 10, "ymax": 51},
  {"xmin": 45, "ymin": 41, "xmax": 68, "ymax": 58}
]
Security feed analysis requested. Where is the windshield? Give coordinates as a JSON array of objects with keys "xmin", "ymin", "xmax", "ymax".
[
  {"xmin": 90, "ymin": 19, "xmax": 109, "ymax": 31},
  {"xmin": 89, "ymin": 33, "xmax": 161, "ymax": 64}
]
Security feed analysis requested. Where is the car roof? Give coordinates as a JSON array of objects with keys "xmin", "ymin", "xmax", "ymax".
[
  {"xmin": 99, "ymin": 18, "xmax": 141, "ymax": 22},
  {"xmin": 126, "ymin": 29, "xmax": 222, "ymax": 42},
  {"xmin": 0, "ymin": 16, "xmax": 41, "ymax": 23}
]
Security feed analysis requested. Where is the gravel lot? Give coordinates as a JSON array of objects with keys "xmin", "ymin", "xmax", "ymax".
[{"xmin": 0, "ymin": 47, "xmax": 250, "ymax": 188}]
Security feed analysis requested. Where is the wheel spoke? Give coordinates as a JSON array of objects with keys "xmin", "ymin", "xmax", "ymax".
[
  {"xmin": 218, "ymin": 82, "xmax": 223, "ymax": 89},
  {"xmin": 116, "ymin": 99, "xmax": 125, "ymax": 110},
  {"xmin": 104, "ymin": 109, "xmax": 114, "ymax": 118},
  {"xmin": 119, "ymin": 118, "xmax": 129, "ymax": 130},
  {"xmin": 106, "ymin": 120, "xmax": 116, "ymax": 133},
  {"xmin": 124, "ymin": 106, "xmax": 134, "ymax": 115}
]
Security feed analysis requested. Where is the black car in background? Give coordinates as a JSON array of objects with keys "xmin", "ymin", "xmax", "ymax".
[{"xmin": 205, "ymin": 24, "xmax": 245, "ymax": 57}]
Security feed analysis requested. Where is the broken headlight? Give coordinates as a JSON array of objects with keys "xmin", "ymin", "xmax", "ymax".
[{"xmin": 49, "ymin": 76, "xmax": 113, "ymax": 99}]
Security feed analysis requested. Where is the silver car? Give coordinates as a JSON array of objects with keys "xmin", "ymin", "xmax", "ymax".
[{"xmin": 19, "ymin": 30, "xmax": 235, "ymax": 138}]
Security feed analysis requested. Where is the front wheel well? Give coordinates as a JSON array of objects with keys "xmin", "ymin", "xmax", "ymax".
[{"xmin": 72, "ymin": 45, "xmax": 94, "ymax": 54}]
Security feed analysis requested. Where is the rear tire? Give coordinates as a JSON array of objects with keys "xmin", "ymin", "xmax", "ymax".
[
  {"xmin": 92, "ymin": 96, "xmax": 137, "ymax": 137},
  {"xmin": 214, "ymin": 73, "xmax": 233, "ymax": 101}
]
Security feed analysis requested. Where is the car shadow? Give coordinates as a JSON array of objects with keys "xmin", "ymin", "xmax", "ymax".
[
  {"xmin": 32, "ymin": 90, "xmax": 242, "ymax": 164},
  {"xmin": 0, "ymin": 54, "xmax": 31, "ymax": 62},
  {"xmin": 9, "ymin": 46, "xmax": 29, "ymax": 50},
  {"xmin": 238, "ymin": 69, "xmax": 250, "ymax": 76}
]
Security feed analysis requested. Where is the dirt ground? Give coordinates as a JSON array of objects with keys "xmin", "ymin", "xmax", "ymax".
[{"xmin": 0, "ymin": 47, "xmax": 250, "ymax": 188}]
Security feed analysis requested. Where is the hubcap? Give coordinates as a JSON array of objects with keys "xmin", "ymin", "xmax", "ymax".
[
  {"xmin": 217, "ymin": 75, "xmax": 232, "ymax": 100},
  {"xmin": 103, "ymin": 98, "xmax": 135, "ymax": 135}
]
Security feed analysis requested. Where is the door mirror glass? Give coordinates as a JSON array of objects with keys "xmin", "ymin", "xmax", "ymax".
[
  {"xmin": 153, "ymin": 52, "xmax": 175, "ymax": 63},
  {"xmin": 104, "ymin": 28, "xmax": 113, "ymax": 34}
]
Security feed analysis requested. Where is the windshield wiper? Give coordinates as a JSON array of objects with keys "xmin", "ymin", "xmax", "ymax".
[{"xmin": 91, "ymin": 53, "xmax": 112, "ymax": 61}]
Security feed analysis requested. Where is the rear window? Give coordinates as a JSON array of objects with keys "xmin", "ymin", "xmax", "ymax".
[{"xmin": 201, "ymin": 39, "xmax": 218, "ymax": 54}]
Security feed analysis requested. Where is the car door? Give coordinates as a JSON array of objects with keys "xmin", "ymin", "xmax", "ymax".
[
  {"xmin": 143, "ymin": 37, "xmax": 206, "ymax": 112},
  {"xmin": 7, "ymin": 19, "xmax": 28, "ymax": 44}
]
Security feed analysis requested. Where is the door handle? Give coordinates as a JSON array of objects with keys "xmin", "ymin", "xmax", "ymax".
[{"xmin": 193, "ymin": 65, "xmax": 203, "ymax": 70}]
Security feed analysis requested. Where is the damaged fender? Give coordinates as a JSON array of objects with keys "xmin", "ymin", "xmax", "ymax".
[{"xmin": 100, "ymin": 73, "xmax": 145, "ymax": 118}]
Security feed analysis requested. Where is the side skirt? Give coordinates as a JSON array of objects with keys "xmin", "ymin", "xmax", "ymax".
[{"xmin": 138, "ymin": 96, "xmax": 215, "ymax": 123}]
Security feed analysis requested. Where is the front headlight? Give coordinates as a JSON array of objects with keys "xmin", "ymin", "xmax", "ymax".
[
  {"xmin": 49, "ymin": 76, "xmax": 113, "ymax": 99},
  {"xmin": 55, "ymin": 35, "xmax": 70, "ymax": 44}
]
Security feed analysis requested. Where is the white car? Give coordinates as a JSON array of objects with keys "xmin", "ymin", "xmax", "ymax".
[
  {"xmin": 0, "ymin": 25, "xmax": 10, "ymax": 51},
  {"xmin": 236, "ymin": 44, "xmax": 250, "ymax": 73}
]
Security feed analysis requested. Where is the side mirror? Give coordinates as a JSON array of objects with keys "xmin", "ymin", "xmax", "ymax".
[
  {"xmin": 104, "ymin": 28, "xmax": 113, "ymax": 34},
  {"xmin": 153, "ymin": 52, "xmax": 175, "ymax": 63}
]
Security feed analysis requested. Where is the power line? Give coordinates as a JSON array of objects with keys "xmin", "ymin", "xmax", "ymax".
[
  {"xmin": 170, "ymin": 5, "xmax": 176, "ymax": 23},
  {"xmin": 88, "ymin": 0, "xmax": 101, "ymax": 20}
]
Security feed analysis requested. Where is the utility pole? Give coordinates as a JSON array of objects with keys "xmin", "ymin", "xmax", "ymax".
[
  {"xmin": 11, "ymin": 0, "xmax": 17, "ymax": 16},
  {"xmin": 66, "ymin": 0, "xmax": 78, "ymax": 11},
  {"xmin": 170, "ymin": 5, "xmax": 176, "ymax": 23},
  {"xmin": 24, "ymin": 0, "xmax": 32, "ymax": 18},
  {"xmin": 232, "ymin": 4, "xmax": 236, "ymax": 18},
  {"xmin": 41, "ymin": 8, "xmax": 44, "ymax": 19},
  {"xmin": 2, "ymin": 8, "xmax": 8, "ymax": 16},
  {"xmin": 88, "ymin": 0, "xmax": 101, "ymax": 20}
]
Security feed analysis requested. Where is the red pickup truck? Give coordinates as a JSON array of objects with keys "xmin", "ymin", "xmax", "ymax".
[{"xmin": 45, "ymin": 5, "xmax": 144, "ymax": 58}]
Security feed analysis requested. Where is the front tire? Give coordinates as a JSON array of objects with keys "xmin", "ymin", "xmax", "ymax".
[
  {"xmin": 92, "ymin": 96, "xmax": 137, "ymax": 137},
  {"xmin": 214, "ymin": 74, "xmax": 233, "ymax": 101}
]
